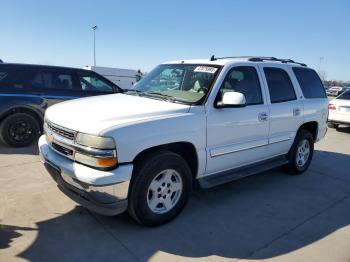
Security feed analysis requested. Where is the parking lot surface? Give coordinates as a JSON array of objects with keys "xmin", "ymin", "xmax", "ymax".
[{"xmin": 1, "ymin": 127, "xmax": 350, "ymax": 262}]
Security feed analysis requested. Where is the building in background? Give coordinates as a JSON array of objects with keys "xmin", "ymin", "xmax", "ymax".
[{"xmin": 83, "ymin": 66, "xmax": 142, "ymax": 90}]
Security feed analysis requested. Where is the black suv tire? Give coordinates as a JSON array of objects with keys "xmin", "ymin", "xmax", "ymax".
[
  {"xmin": 0, "ymin": 113, "xmax": 40, "ymax": 147},
  {"xmin": 128, "ymin": 150, "xmax": 192, "ymax": 226}
]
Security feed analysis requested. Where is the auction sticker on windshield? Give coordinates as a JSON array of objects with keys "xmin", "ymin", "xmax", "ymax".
[{"xmin": 194, "ymin": 66, "xmax": 218, "ymax": 74}]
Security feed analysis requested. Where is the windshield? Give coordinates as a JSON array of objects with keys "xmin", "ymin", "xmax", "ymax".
[{"xmin": 129, "ymin": 64, "xmax": 221, "ymax": 104}]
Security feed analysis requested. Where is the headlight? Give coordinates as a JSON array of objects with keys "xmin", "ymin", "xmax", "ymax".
[
  {"xmin": 75, "ymin": 133, "xmax": 117, "ymax": 169},
  {"xmin": 75, "ymin": 152, "xmax": 118, "ymax": 169},
  {"xmin": 76, "ymin": 133, "xmax": 115, "ymax": 149}
]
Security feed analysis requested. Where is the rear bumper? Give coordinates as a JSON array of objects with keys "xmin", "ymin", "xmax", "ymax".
[
  {"xmin": 328, "ymin": 112, "xmax": 350, "ymax": 125},
  {"xmin": 39, "ymin": 135, "xmax": 133, "ymax": 216}
]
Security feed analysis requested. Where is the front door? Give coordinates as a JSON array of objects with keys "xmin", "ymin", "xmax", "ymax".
[{"xmin": 205, "ymin": 65, "xmax": 270, "ymax": 175}]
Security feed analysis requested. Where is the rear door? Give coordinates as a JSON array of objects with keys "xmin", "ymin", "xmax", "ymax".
[
  {"xmin": 0, "ymin": 65, "xmax": 45, "ymax": 116},
  {"xmin": 259, "ymin": 65, "xmax": 304, "ymax": 157},
  {"xmin": 32, "ymin": 67, "xmax": 81, "ymax": 107}
]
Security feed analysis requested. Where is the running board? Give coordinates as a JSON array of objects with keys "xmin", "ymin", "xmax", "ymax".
[{"xmin": 198, "ymin": 156, "xmax": 288, "ymax": 189}]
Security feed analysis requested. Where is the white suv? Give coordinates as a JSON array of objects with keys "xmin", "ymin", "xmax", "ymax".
[{"xmin": 39, "ymin": 56, "xmax": 328, "ymax": 226}]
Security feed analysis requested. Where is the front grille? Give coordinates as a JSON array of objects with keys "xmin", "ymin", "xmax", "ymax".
[
  {"xmin": 51, "ymin": 142, "xmax": 74, "ymax": 157},
  {"xmin": 47, "ymin": 121, "xmax": 75, "ymax": 140}
]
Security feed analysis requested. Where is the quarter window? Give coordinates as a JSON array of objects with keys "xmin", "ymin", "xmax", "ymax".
[
  {"xmin": 0, "ymin": 66, "xmax": 37, "ymax": 89},
  {"xmin": 264, "ymin": 67, "xmax": 296, "ymax": 103},
  {"xmin": 218, "ymin": 66, "xmax": 263, "ymax": 105},
  {"xmin": 292, "ymin": 67, "xmax": 326, "ymax": 98}
]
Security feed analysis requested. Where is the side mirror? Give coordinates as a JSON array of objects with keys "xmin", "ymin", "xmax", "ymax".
[{"xmin": 217, "ymin": 91, "xmax": 246, "ymax": 108}]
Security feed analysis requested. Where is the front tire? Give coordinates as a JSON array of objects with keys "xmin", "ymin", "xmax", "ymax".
[
  {"xmin": 284, "ymin": 129, "xmax": 314, "ymax": 175},
  {"xmin": 0, "ymin": 113, "xmax": 40, "ymax": 147},
  {"xmin": 128, "ymin": 151, "xmax": 192, "ymax": 226}
]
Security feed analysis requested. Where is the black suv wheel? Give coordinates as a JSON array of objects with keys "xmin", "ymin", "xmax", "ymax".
[{"xmin": 0, "ymin": 113, "xmax": 40, "ymax": 147}]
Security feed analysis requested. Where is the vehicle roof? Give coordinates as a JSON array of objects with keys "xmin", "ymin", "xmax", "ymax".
[
  {"xmin": 163, "ymin": 57, "xmax": 308, "ymax": 68},
  {"xmin": 0, "ymin": 62, "xmax": 88, "ymax": 71}
]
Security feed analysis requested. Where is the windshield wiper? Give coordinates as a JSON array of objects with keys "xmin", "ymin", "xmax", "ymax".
[
  {"xmin": 124, "ymin": 89, "xmax": 143, "ymax": 96},
  {"xmin": 143, "ymin": 92, "xmax": 175, "ymax": 102}
]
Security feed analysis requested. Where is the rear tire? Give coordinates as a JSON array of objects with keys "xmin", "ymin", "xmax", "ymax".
[
  {"xmin": 0, "ymin": 113, "xmax": 40, "ymax": 147},
  {"xmin": 284, "ymin": 129, "xmax": 314, "ymax": 175},
  {"xmin": 128, "ymin": 150, "xmax": 192, "ymax": 226}
]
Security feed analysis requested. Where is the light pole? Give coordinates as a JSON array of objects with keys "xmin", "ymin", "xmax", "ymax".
[
  {"xmin": 318, "ymin": 57, "xmax": 324, "ymax": 74},
  {"xmin": 92, "ymin": 25, "xmax": 98, "ymax": 66}
]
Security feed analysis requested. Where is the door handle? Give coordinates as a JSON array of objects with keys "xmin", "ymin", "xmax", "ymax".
[
  {"xmin": 258, "ymin": 112, "xmax": 268, "ymax": 122},
  {"xmin": 293, "ymin": 108, "xmax": 301, "ymax": 116}
]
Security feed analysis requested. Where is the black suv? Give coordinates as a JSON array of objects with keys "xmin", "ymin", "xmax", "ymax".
[{"xmin": 0, "ymin": 63, "xmax": 121, "ymax": 147}]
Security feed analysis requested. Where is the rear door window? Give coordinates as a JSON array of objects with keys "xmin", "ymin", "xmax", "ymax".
[
  {"xmin": 264, "ymin": 67, "xmax": 297, "ymax": 103},
  {"xmin": 293, "ymin": 67, "xmax": 326, "ymax": 98},
  {"xmin": 38, "ymin": 69, "xmax": 75, "ymax": 90}
]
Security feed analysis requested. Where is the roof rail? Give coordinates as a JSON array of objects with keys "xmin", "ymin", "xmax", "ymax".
[
  {"xmin": 248, "ymin": 57, "xmax": 307, "ymax": 67},
  {"xmin": 209, "ymin": 55, "xmax": 307, "ymax": 67}
]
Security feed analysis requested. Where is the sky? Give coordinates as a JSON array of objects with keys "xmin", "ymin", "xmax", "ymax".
[{"xmin": 1, "ymin": 0, "xmax": 349, "ymax": 81}]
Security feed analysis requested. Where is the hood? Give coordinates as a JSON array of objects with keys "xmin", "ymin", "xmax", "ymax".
[{"xmin": 45, "ymin": 93, "xmax": 190, "ymax": 135}]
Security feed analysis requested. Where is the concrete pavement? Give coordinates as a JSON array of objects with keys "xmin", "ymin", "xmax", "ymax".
[{"xmin": 1, "ymin": 127, "xmax": 350, "ymax": 262}]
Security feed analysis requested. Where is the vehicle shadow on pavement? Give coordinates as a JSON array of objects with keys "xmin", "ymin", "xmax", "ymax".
[
  {"xmin": 0, "ymin": 142, "xmax": 38, "ymax": 155},
  {"xmin": 0, "ymin": 224, "xmax": 36, "ymax": 249},
  {"xmin": 335, "ymin": 125, "xmax": 350, "ymax": 134},
  {"xmin": 15, "ymin": 150, "xmax": 350, "ymax": 262}
]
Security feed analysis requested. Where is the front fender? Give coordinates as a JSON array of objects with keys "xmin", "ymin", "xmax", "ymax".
[{"xmin": 101, "ymin": 112, "xmax": 207, "ymax": 177}]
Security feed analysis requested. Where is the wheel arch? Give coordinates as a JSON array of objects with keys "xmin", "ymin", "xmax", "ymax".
[
  {"xmin": 132, "ymin": 141, "xmax": 199, "ymax": 180},
  {"xmin": 298, "ymin": 121, "xmax": 318, "ymax": 141},
  {"xmin": 0, "ymin": 106, "xmax": 44, "ymax": 131}
]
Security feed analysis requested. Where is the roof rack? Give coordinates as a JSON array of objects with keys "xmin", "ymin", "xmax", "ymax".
[{"xmin": 210, "ymin": 55, "xmax": 307, "ymax": 67}]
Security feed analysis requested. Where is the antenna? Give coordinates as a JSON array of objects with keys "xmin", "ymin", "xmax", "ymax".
[{"xmin": 210, "ymin": 55, "xmax": 216, "ymax": 61}]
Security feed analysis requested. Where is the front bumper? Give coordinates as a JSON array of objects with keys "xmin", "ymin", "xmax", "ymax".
[{"xmin": 39, "ymin": 135, "xmax": 133, "ymax": 216}]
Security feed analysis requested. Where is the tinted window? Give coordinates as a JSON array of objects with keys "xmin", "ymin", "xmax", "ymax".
[
  {"xmin": 337, "ymin": 90, "xmax": 350, "ymax": 100},
  {"xmin": 218, "ymin": 66, "xmax": 263, "ymax": 105},
  {"xmin": 32, "ymin": 69, "xmax": 75, "ymax": 90},
  {"xmin": 264, "ymin": 67, "xmax": 296, "ymax": 103},
  {"xmin": 0, "ymin": 65, "xmax": 37, "ymax": 90},
  {"xmin": 293, "ymin": 67, "xmax": 326, "ymax": 98},
  {"xmin": 77, "ymin": 71, "xmax": 114, "ymax": 92}
]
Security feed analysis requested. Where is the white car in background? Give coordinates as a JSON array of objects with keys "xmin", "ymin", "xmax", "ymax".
[
  {"xmin": 328, "ymin": 90, "xmax": 350, "ymax": 128},
  {"xmin": 326, "ymin": 86, "xmax": 344, "ymax": 96},
  {"xmin": 84, "ymin": 66, "xmax": 142, "ymax": 90}
]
